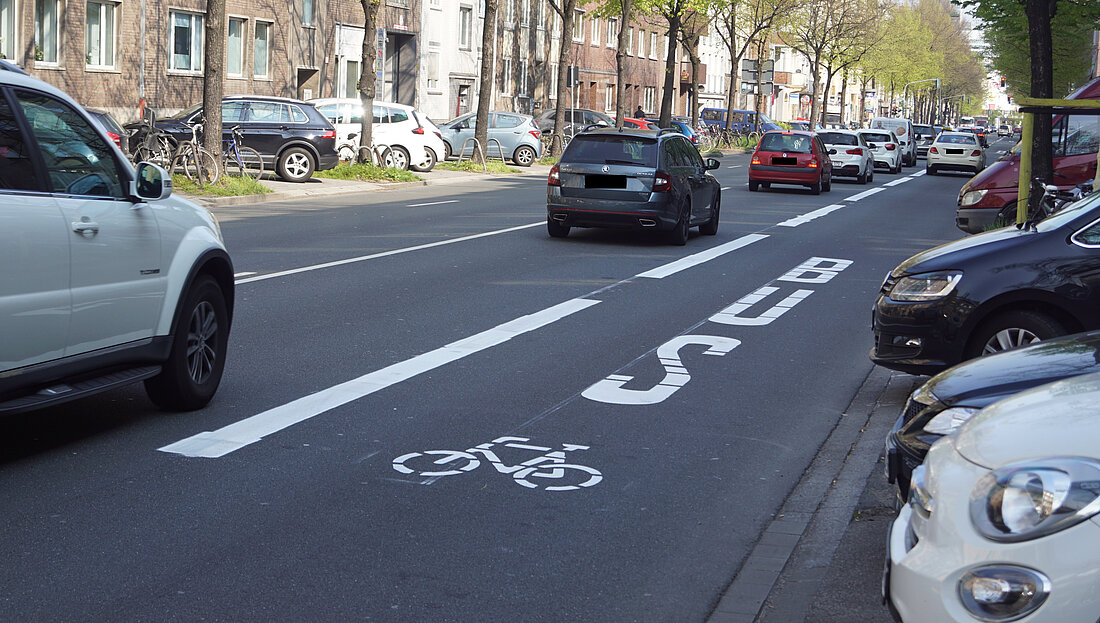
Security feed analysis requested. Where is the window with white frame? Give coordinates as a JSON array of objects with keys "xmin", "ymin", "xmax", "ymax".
[
  {"xmin": 503, "ymin": 0, "xmax": 512, "ymax": 24},
  {"xmin": 590, "ymin": 16, "xmax": 599, "ymax": 45},
  {"xmin": 501, "ymin": 58, "xmax": 513, "ymax": 95},
  {"xmin": 536, "ymin": 0, "xmax": 544, "ymax": 29},
  {"xmin": 644, "ymin": 86, "xmax": 655, "ymax": 112},
  {"xmin": 34, "ymin": 0, "xmax": 59, "ymax": 63},
  {"xmin": 605, "ymin": 18, "xmax": 616, "ymax": 47},
  {"xmin": 626, "ymin": 26, "xmax": 633, "ymax": 55},
  {"xmin": 85, "ymin": 0, "xmax": 116, "ymax": 67},
  {"xmin": 519, "ymin": 60, "xmax": 528, "ymax": 96},
  {"xmin": 649, "ymin": 31, "xmax": 657, "ymax": 59},
  {"xmin": 605, "ymin": 83, "xmax": 614, "ymax": 111},
  {"xmin": 637, "ymin": 29, "xmax": 644, "ymax": 53},
  {"xmin": 571, "ymin": 9, "xmax": 583, "ymax": 42},
  {"xmin": 227, "ymin": 17, "xmax": 244, "ymax": 76},
  {"xmin": 520, "ymin": 0, "xmax": 529, "ymax": 26},
  {"xmin": 0, "ymin": 0, "xmax": 15, "ymax": 60},
  {"xmin": 459, "ymin": 5, "xmax": 472, "ymax": 49},
  {"xmin": 550, "ymin": 63, "xmax": 558, "ymax": 98},
  {"xmin": 169, "ymin": 11, "xmax": 203, "ymax": 71},
  {"xmin": 426, "ymin": 51, "xmax": 440, "ymax": 91},
  {"xmin": 253, "ymin": 21, "xmax": 270, "ymax": 78}
]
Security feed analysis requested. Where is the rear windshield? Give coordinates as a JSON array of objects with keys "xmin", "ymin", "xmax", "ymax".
[
  {"xmin": 862, "ymin": 132, "xmax": 892, "ymax": 143},
  {"xmin": 564, "ymin": 135, "xmax": 658, "ymax": 166},
  {"xmin": 818, "ymin": 132, "xmax": 858, "ymax": 146},
  {"xmin": 759, "ymin": 133, "xmax": 812, "ymax": 153},
  {"xmin": 913, "ymin": 125, "xmax": 932, "ymax": 136},
  {"xmin": 937, "ymin": 134, "xmax": 977, "ymax": 145}
]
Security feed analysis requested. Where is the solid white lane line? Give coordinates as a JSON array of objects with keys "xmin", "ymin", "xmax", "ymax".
[
  {"xmin": 728, "ymin": 165, "xmax": 742, "ymax": 169},
  {"xmin": 844, "ymin": 187, "xmax": 887, "ymax": 202},
  {"xmin": 722, "ymin": 186, "xmax": 731, "ymax": 191},
  {"xmin": 233, "ymin": 272, "xmax": 257, "ymax": 278},
  {"xmin": 884, "ymin": 178, "xmax": 911, "ymax": 187},
  {"xmin": 159, "ymin": 298, "xmax": 602, "ymax": 458},
  {"xmin": 637, "ymin": 234, "xmax": 769, "ymax": 279},
  {"xmin": 408, "ymin": 200, "xmax": 460, "ymax": 207},
  {"xmin": 235, "ymin": 222, "xmax": 544, "ymax": 285},
  {"xmin": 910, "ymin": 170, "xmax": 926, "ymax": 177},
  {"xmin": 778, "ymin": 204, "xmax": 846, "ymax": 228}
]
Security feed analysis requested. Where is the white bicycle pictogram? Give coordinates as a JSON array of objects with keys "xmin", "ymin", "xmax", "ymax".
[{"xmin": 392, "ymin": 436, "xmax": 603, "ymax": 491}]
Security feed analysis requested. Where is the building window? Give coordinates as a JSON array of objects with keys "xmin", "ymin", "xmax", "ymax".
[
  {"xmin": 0, "ymin": 0, "xmax": 15, "ymax": 60},
  {"xmin": 536, "ymin": 0, "xmax": 544, "ymax": 29},
  {"xmin": 34, "ymin": 0, "xmax": 59, "ymax": 63},
  {"xmin": 85, "ymin": 0, "xmax": 116, "ymax": 67},
  {"xmin": 550, "ymin": 63, "xmax": 558, "ymax": 98},
  {"xmin": 459, "ymin": 5, "xmax": 472, "ymax": 49},
  {"xmin": 649, "ymin": 31, "xmax": 657, "ymax": 59},
  {"xmin": 606, "ymin": 18, "xmax": 616, "ymax": 47},
  {"xmin": 501, "ymin": 58, "xmax": 512, "ymax": 95},
  {"xmin": 426, "ymin": 51, "xmax": 439, "ymax": 91},
  {"xmin": 644, "ymin": 86, "xmax": 655, "ymax": 112},
  {"xmin": 519, "ymin": 60, "xmax": 529, "ymax": 96},
  {"xmin": 520, "ymin": 0, "xmax": 529, "ymax": 26},
  {"xmin": 626, "ymin": 26, "xmax": 633, "ymax": 55},
  {"xmin": 227, "ymin": 17, "xmax": 244, "ymax": 76},
  {"xmin": 253, "ymin": 21, "xmax": 270, "ymax": 78},
  {"xmin": 169, "ymin": 11, "xmax": 203, "ymax": 71},
  {"xmin": 302, "ymin": 0, "xmax": 312, "ymax": 25},
  {"xmin": 572, "ymin": 9, "xmax": 583, "ymax": 42},
  {"xmin": 606, "ymin": 83, "xmax": 614, "ymax": 111},
  {"xmin": 590, "ymin": 16, "xmax": 599, "ymax": 45},
  {"xmin": 344, "ymin": 60, "xmax": 360, "ymax": 97},
  {"xmin": 503, "ymin": 0, "xmax": 513, "ymax": 24}
]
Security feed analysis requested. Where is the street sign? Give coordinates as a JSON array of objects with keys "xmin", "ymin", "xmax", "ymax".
[
  {"xmin": 741, "ymin": 82, "xmax": 755, "ymax": 94},
  {"xmin": 741, "ymin": 58, "xmax": 756, "ymax": 71},
  {"xmin": 760, "ymin": 83, "xmax": 773, "ymax": 96},
  {"xmin": 742, "ymin": 69, "xmax": 757, "ymax": 81},
  {"xmin": 760, "ymin": 60, "xmax": 774, "ymax": 72},
  {"xmin": 760, "ymin": 70, "xmax": 774, "ymax": 82},
  {"xmin": 566, "ymin": 65, "xmax": 580, "ymax": 87}
]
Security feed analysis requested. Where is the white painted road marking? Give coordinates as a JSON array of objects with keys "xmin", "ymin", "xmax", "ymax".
[
  {"xmin": 778, "ymin": 204, "xmax": 845, "ymax": 228},
  {"xmin": 235, "ymin": 222, "xmax": 544, "ymax": 285},
  {"xmin": 636, "ymin": 234, "xmax": 769, "ymax": 279},
  {"xmin": 722, "ymin": 186, "xmax": 731, "ymax": 191},
  {"xmin": 728, "ymin": 165, "xmax": 742, "ymax": 169},
  {"xmin": 884, "ymin": 178, "xmax": 911, "ymax": 187},
  {"xmin": 844, "ymin": 187, "xmax": 887, "ymax": 202},
  {"xmin": 160, "ymin": 298, "xmax": 602, "ymax": 458},
  {"xmin": 408, "ymin": 200, "xmax": 460, "ymax": 207},
  {"xmin": 233, "ymin": 272, "xmax": 257, "ymax": 278},
  {"xmin": 911, "ymin": 170, "xmax": 926, "ymax": 177}
]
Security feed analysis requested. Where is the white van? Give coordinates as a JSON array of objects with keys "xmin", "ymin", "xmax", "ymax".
[
  {"xmin": 870, "ymin": 117, "xmax": 916, "ymax": 167},
  {"xmin": 309, "ymin": 98, "xmax": 445, "ymax": 172}
]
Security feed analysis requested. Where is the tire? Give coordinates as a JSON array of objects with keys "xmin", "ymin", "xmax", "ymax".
[
  {"xmin": 749, "ymin": 180, "xmax": 759, "ymax": 192},
  {"xmin": 666, "ymin": 204, "xmax": 690, "ymax": 246},
  {"xmin": 391, "ymin": 450, "xmax": 480, "ymax": 477},
  {"xmin": 700, "ymin": 194, "xmax": 720, "ymax": 236},
  {"xmin": 443, "ymin": 142, "xmax": 452, "ymax": 160},
  {"xmin": 856, "ymin": 167, "xmax": 868, "ymax": 184},
  {"xmin": 338, "ymin": 144, "xmax": 356, "ymax": 162},
  {"xmin": 513, "ymin": 145, "xmax": 537, "ymax": 167},
  {"xmin": 926, "ymin": 165, "xmax": 936, "ymax": 175},
  {"xmin": 180, "ymin": 146, "xmax": 220, "ymax": 185},
  {"xmin": 992, "ymin": 205, "xmax": 1019, "ymax": 229},
  {"xmin": 823, "ymin": 173, "xmax": 832, "ymax": 192},
  {"xmin": 547, "ymin": 218, "xmax": 570, "ymax": 238},
  {"xmin": 409, "ymin": 147, "xmax": 437, "ymax": 172},
  {"xmin": 893, "ymin": 159, "xmax": 902, "ymax": 174},
  {"xmin": 224, "ymin": 146, "xmax": 264, "ymax": 180},
  {"xmin": 965, "ymin": 311, "xmax": 1066, "ymax": 359},
  {"xmin": 277, "ymin": 146, "xmax": 316, "ymax": 182},
  {"xmin": 144, "ymin": 275, "xmax": 229, "ymax": 411},
  {"xmin": 866, "ymin": 169, "xmax": 873, "ymax": 183},
  {"xmin": 810, "ymin": 180, "xmax": 821, "ymax": 195},
  {"xmin": 385, "ymin": 145, "xmax": 411, "ymax": 171}
]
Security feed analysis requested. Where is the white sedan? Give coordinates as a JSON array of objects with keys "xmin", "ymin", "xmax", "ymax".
[
  {"xmin": 927, "ymin": 131, "xmax": 985, "ymax": 175},
  {"xmin": 885, "ymin": 372, "xmax": 1100, "ymax": 623}
]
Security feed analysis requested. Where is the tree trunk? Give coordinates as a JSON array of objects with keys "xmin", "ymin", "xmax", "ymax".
[
  {"xmin": 475, "ymin": 0, "xmax": 498, "ymax": 164},
  {"xmin": 819, "ymin": 64, "xmax": 833, "ymax": 126},
  {"xmin": 839, "ymin": 71, "xmax": 848, "ymax": 126},
  {"xmin": 549, "ymin": 0, "xmax": 576, "ymax": 157},
  {"xmin": 202, "ymin": 0, "xmax": 225, "ymax": 158},
  {"xmin": 510, "ymin": 0, "xmax": 521, "ymax": 112},
  {"xmin": 659, "ymin": 13, "xmax": 681, "ymax": 127},
  {"xmin": 1026, "ymin": 0, "xmax": 1055, "ymax": 184},
  {"xmin": 688, "ymin": 35, "xmax": 701, "ymax": 128},
  {"xmin": 807, "ymin": 52, "xmax": 822, "ymax": 126},
  {"xmin": 614, "ymin": 0, "xmax": 634, "ymax": 127},
  {"xmin": 752, "ymin": 39, "xmax": 765, "ymax": 132},
  {"xmin": 357, "ymin": 0, "xmax": 380, "ymax": 163}
]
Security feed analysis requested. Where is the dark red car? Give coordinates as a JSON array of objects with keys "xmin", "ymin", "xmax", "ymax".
[{"xmin": 748, "ymin": 130, "xmax": 833, "ymax": 194}]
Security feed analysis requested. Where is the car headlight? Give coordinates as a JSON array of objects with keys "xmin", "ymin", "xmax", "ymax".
[
  {"xmin": 923, "ymin": 406, "xmax": 981, "ymax": 435},
  {"xmin": 970, "ymin": 457, "xmax": 1100, "ymax": 542},
  {"xmin": 960, "ymin": 189, "xmax": 988, "ymax": 206},
  {"xmin": 888, "ymin": 271, "xmax": 963, "ymax": 302}
]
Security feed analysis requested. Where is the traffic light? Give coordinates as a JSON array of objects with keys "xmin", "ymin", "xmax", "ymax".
[{"xmin": 1000, "ymin": 77, "xmax": 1006, "ymax": 88}]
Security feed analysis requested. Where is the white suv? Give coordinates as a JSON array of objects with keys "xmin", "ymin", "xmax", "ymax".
[{"xmin": 0, "ymin": 67, "xmax": 234, "ymax": 414}]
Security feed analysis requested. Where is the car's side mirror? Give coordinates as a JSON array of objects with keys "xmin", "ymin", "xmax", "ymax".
[
  {"xmin": 132, "ymin": 162, "xmax": 172, "ymax": 201},
  {"xmin": 705, "ymin": 158, "xmax": 720, "ymax": 170}
]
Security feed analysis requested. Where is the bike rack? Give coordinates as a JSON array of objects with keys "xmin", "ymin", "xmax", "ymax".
[{"xmin": 457, "ymin": 137, "xmax": 508, "ymax": 171}]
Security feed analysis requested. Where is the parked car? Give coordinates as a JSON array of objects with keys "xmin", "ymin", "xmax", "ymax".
[
  {"xmin": 438, "ymin": 111, "xmax": 542, "ymax": 166},
  {"xmin": 749, "ymin": 130, "xmax": 833, "ymax": 194},
  {"xmin": 885, "ymin": 371, "xmax": 1100, "ymax": 623},
  {"xmin": 616, "ymin": 117, "xmax": 659, "ymax": 130},
  {"xmin": 647, "ymin": 118, "xmax": 700, "ymax": 144},
  {"xmin": 926, "ymin": 131, "xmax": 985, "ymax": 175},
  {"xmin": 309, "ymin": 98, "xmax": 444, "ymax": 171},
  {"xmin": 818, "ymin": 129, "xmax": 874, "ymax": 184},
  {"xmin": 955, "ymin": 77, "xmax": 1100, "ymax": 234},
  {"xmin": 699, "ymin": 107, "xmax": 782, "ymax": 132},
  {"xmin": 870, "ymin": 117, "xmax": 916, "ymax": 166},
  {"xmin": 911, "ymin": 123, "xmax": 935, "ymax": 159},
  {"xmin": 857, "ymin": 128, "xmax": 903, "ymax": 173},
  {"xmin": 870, "ymin": 190, "xmax": 1100, "ymax": 376},
  {"xmin": 85, "ymin": 107, "xmax": 129, "ymax": 158},
  {"xmin": 0, "ymin": 68, "xmax": 234, "ymax": 414},
  {"xmin": 885, "ymin": 329, "xmax": 1100, "ymax": 500},
  {"xmin": 128, "ymin": 95, "xmax": 338, "ymax": 182},
  {"xmin": 536, "ymin": 108, "xmax": 613, "ymax": 136},
  {"xmin": 545, "ymin": 128, "xmax": 722, "ymax": 245}
]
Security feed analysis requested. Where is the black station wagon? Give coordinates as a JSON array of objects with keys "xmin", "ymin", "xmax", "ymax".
[{"xmin": 546, "ymin": 128, "xmax": 722, "ymax": 245}]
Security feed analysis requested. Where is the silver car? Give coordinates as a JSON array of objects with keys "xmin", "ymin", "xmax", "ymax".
[{"xmin": 439, "ymin": 111, "xmax": 542, "ymax": 167}]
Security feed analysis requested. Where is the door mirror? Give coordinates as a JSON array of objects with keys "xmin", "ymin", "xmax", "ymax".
[
  {"xmin": 705, "ymin": 158, "xmax": 720, "ymax": 170},
  {"xmin": 132, "ymin": 162, "xmax": 172, "ymax": 201}
]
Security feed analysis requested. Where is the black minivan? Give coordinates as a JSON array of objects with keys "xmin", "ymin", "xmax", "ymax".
[
  {"xmin": 871, "ymin": 191, "xmax": 1100, "ymax": 376},
  {"xmin": 546, "ymin": 128, "xmax": 722, "ymax": 245}
]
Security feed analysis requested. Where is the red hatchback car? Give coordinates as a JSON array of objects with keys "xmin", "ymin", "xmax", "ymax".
[{"xmin": 748, "ymin": 130, "xmax": 833, "ymax": 194}]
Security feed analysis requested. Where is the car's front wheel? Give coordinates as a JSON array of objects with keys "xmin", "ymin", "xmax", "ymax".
[
  {"xmin": 277, "ymin": 147, "xmax": 316, "ymax": 182},
  {"xmin": 965, "ymin": 310, "xmax": 1066, "ymax": 359},
  {"xmin": 145, "ymin": 275, "xmax": 229, "ymax": 411}
]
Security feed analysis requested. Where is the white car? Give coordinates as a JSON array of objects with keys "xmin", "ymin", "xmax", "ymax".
[
  {"xmin": 885, "ymin": 372, "xmax": 1100, "ymax": 623},
  {"xmin": 0, "ymin": 67, "xmax": 233, "ymax": 414},
  {"xmin": 309, "ymin": 97, "xmax": 444, "ymax": 172},
  {"xmin": 857, "ymin": 129, "xmax": 903, "ymax": 173},
  {"xmin": 926, "ymin": 131, "xmax": 985, "ymax": 175},
  {"xmin": 817, "ymin": 129, "xmax": 874, "ymax": 184},
  {"xmin": 870, "ymin": 117, "xmax": 916, "ymax": 166}
]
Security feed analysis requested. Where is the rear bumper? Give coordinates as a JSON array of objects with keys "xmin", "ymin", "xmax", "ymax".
[
  {"xmin": 317, "ymin": 153, "xmax": 339, "ymax": 171},
  {"xmin": 546, "ymin": 188, "xmax": 678, "ymax": 230},
  {"xmin": 749, "ymin": 164, "xmax": 821, "ymax": 184}
]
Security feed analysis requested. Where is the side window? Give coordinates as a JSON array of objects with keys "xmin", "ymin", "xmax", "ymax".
[
  {"xmin": 1064, "ymin": 116, "xmax": 1100, "ymax": 157},
  {"xmin": 245, "ymin": 102, "xmax": 284, "ymax": 122},
  {"xmin": 680, "ymin": 139, "xmax": 702, "ymax": 167},
  {"xmin": 662, "ymin": 139, "xmax": 685, "ymax": 168},
  {"xmin": 388, "ymin": 108, "xmax": 409, "ymax": 124},
  {"xmin": 222, "ymin": 101, "xmax": 247, "ymax": 123},
  {"xmin": 0, "ymin": 94, "xmax": 42, "ymax": 191},
  {"xmin": 14, "ymin": 90, "xmax": 123, "ymax": 197},
  {"xmin": 1073, "ymin": 220, "xmax": 1100, "ymax": 247},
  {"xmin": 345, "ymin": 103, "xmax": 363, "ymax": 124},
  {"xmin": 372, "ymin": 105, "xmax": 386, "ymax": 124},
  {"xmin": 454, "ymin": 116, "xmax": 472, "ymax": 129},
  {"xmin": 494, "ymin": 114, "xmax": 522, "ymax": 129},
  {"xmin": 289, "ymin": 105, "xmax": 309, "ymax": 123}
]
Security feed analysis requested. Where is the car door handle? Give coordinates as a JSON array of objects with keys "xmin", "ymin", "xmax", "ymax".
[{"xmin": 72, "ymin": 221, "xmax": 99, "ymax": 236}]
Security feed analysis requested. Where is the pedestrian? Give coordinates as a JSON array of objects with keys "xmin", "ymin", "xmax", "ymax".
[{"xmin": 634, "ymin": 105, "xmax": 645, "ymax": 118}]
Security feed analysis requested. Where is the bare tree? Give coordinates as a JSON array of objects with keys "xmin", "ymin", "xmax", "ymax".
[
  {"xmin": 615, "ymin": 0, "xmax": 635, "ymax": 127},
  {"xmin": 474, "ymin": 0, "xmax": 499, "ymax": 164},
  {"xmin": 546, "ymin": 0, "xmax": 578, "ymax": 156},
  {"xmin": 357, "ymin": 0, "xmax": 381, "ymax": 163},
  {"xmin": 202, "ymin": 0, "xmax": 226, "ymax": 159},
  {"xmin": 713, "ymin": 0, "xmax": 794, "ymax": 129}
]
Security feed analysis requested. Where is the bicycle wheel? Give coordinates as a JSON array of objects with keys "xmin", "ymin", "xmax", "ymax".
[
  {"xmin": 513, "ymin": 463, "xmax": 603, "ymax": 491},
  {"xmin": 180, "ymin": 145, "xmax": 220, "ymax": 185},
  {"xmin": 224, "ymin": 146, "xmax": 264, "ymax": 180},
  {"xmin": 392, "ymin": 450, "xmax": 480, "ymax": 477}
]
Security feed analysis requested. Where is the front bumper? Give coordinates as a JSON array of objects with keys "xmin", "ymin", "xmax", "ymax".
[{"xmin": 870, "ymin": 296, "xmax": 968, "ymax": 376}]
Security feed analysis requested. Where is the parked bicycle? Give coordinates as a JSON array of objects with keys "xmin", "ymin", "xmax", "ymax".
[
  {"xmin": 171, "ymin": 119, "xmax": 220, "ymax": 185},
  {"xmin": 221, "ymin": 125, "xmax": 264, "ymax": 180},
  {"xmin": 392, "ymin": 436, "xmax": 602, "ymax": 491},
  {"xmin": 128, "ymin": 110, "xmax": 174, "ymax": 169}
]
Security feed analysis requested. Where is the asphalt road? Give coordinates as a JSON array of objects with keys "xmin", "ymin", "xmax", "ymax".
[{"xmin": 0, "ymin": 143, "xmax": 1001, "ymax": 622}]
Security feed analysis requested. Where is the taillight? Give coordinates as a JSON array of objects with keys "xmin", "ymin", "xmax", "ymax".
[
  {"xmin": 929, "ymin": 146, "xmax": 939, "ymax": 154},
  {"xmin": 412, "ymin": 127, "xmax": 425, "ymax": 135},
  {"xmin": 971, "ymin": 150, "xmax": 982, "ymax": 156},
  {"xmin": 653, "ymin": 171, "xmax": 671, "ymax": 192},
  {"xmin": 846, "ymin": 148, "xmax": 863, "ymax": 155},
  {"xmin": 807, "ymin": 158, "xmax": 818, "ymax": 168},
  {"xmin": 321, "ymin": 130, "xmax": 336, "ymax": 139},
  {"xmin": 548, "ymin": 164, "xmax": 561, "ymax": 186},
  {"xmin": 107, "ymin": 131, "xmax": 121, "ymax": 148},
  {"xmin": 751, "ymin": 154, "xmax": 761, "ymax": 165},
  {"xmin": 885, "ymin": 144, "xmax": 896, "ymax": 151}
]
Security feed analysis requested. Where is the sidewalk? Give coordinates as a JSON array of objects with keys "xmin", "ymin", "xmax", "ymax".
[{"xmin": 180, "ymin": 162, "xmax": 554, "ymax": 208}]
